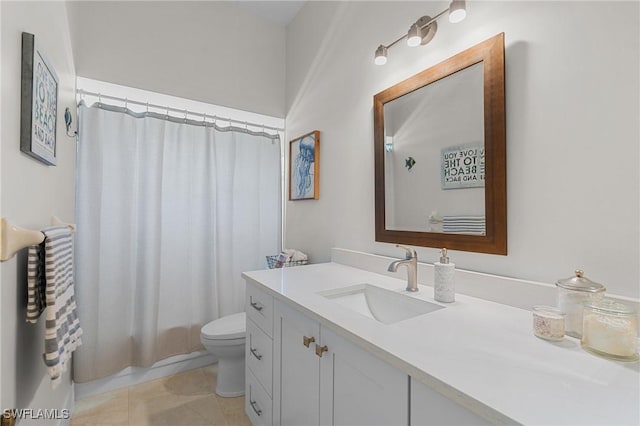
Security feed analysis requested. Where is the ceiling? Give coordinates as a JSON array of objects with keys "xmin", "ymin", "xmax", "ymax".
[{"xmin": 225, "ymin": 0, "xmax": 306, "ymax": 26}]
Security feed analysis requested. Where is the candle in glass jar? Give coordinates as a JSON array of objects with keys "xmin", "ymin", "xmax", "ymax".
[
  {"xmin": 581, "ymin": 299, "xmax": 638, "ymax": 361},
  {"xmin": 532, "ymin": 306, "xmax": 565, "ymax": 341}
]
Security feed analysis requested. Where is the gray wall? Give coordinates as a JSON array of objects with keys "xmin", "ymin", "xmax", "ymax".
[
  {"xmin": 66, "ymin": 1, "xmax": 287, "ymax": 118},
  {"xmin": 1, "ymin": 1, "xmax": 77, "ymax": 422},
  {"xmin": 284, "ymin": 1, "xmax": 640, "ymax": 299}
]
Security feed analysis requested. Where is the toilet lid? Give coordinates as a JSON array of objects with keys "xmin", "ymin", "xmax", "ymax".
[{"xmin": 201, "ymin": 312, "xmax": 246, "ymax": 340}]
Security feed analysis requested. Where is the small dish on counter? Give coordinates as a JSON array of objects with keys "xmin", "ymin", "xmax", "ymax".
[{"xmin": 532, "ymin": 305, "xmax": 565, "ymax": 341}]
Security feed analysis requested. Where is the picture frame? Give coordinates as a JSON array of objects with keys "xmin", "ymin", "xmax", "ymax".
[
  {"xmin": 21, "ymin": 32, "xmax": 59, "ymax": 166},
  {"xmin": 289, "ymin": 130, "xmax": 320, "ymax": 200}
]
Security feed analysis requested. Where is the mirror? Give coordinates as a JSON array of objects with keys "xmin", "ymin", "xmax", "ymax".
[{"xmin": 374, "ymin": 33, "xmax": 506, "ymax": 255}]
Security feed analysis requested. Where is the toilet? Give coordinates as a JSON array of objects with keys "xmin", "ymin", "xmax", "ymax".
[{"xmin": 200, "ymin": 312, "xmax": 246, "ymax": 397}]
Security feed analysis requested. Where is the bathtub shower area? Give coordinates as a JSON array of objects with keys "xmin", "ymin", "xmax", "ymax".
[{"xmin": 72, "ymin": 79, "xmax": 284, "ymax": 398}]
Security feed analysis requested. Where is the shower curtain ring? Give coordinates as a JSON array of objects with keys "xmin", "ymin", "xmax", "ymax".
[
  {"xmin": 124, "ymin": 98, "xmax": 128, "ymax": 110},
  {"xmin": 98, "ymin": 93, "xmax": 102, "ymax": 106},
  {"xmin": 184, "ymin": 109, "xmax": 188, "ymax": 122},
  {"xmin": 166, "ymin": 106, "xmax": 170, "ymax": 119},
  {"xmin": 146, "ymin": 102, "xmax": 149, "ymax": 113}
]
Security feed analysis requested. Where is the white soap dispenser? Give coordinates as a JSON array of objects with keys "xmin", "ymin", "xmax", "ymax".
[{"xmin": 434, "ymin": 248, "xmax": 455, "ymax": 303}]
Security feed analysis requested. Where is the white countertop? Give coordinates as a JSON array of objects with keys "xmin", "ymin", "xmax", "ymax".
[{"xmin": 242, "ymin": 262, "xmax": 640, "ymax": 425}]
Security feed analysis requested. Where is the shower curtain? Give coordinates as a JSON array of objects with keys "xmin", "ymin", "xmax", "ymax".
[{"xmin": 73, "ymin": 103, "xmax": 281, "ymax": 382}]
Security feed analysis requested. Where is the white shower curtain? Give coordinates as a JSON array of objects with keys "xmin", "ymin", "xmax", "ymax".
[{"xmin": 74, "ymin": 104, "xmax": 281, "ymax": 382}]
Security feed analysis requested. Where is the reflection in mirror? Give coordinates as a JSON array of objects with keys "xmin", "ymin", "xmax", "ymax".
[
  {"xmin": 374, "ymin": 33, "xmax": 506, "ymax": 255},
  {"xmin": 384, "ymin": 62, "xmax": 485, "ymax": 234}
]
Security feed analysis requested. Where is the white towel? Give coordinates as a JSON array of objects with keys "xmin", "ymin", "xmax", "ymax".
[
  {"xmin": 38, "ymin": 226, "xmax": 83, "ymax": 388},
  {"xmin": 283, "ymin": 248, "xmax": 308, "ymax": 262}
]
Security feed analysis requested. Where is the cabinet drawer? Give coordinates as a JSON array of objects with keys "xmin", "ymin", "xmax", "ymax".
[
  {"xmin": 247, "ymin": 318, "xmax": 273, "ymax": 396},
  {"xmin": 246, "ymin": 281, "xmax": 274, "ymax": 337},
  {"xmin": 246, "ymin": 368, "xmax": 273, "ymax": 426}
]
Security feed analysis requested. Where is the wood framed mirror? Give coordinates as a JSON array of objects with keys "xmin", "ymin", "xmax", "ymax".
[{"xmin": 374, "ymin": 33, "xmax": 506, "ymax": 254}]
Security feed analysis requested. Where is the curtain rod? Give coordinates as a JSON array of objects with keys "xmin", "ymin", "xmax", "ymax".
[{"xmin": 77, "ymin": 89, "xmax": 285, "ymax": 133}]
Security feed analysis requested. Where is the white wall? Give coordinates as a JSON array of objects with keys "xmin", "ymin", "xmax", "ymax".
[
  {"xmin": 1, "ymin": 1, "xmax": 76, "ymax": 422},
  {"xmin": 66, "ymin": 1, "xmax": 286, "ymax": 118},
  {"xmin": 284, "ymin": 1, "xmax": 640, "ymax": 299}
]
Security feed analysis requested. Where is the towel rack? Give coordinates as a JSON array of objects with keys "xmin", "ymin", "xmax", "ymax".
[{"xmin": 0, "ymin": 216, "xmax": 76, "ymax": 261}]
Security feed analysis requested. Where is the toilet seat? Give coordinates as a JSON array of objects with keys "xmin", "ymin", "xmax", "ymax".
[{"xmin": 201, "ymin": 312, "xmax": 246, "ymax": 340}]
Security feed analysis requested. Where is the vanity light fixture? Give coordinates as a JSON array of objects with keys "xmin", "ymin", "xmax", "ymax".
[{"xmin": 374, "ymin": 0, "xmax": 467, "ymax": 65}]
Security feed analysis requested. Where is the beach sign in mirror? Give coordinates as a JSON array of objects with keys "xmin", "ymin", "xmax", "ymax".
[{"xmin": 441, "ymin": 143, "xmax": 485, "ymax": 189}]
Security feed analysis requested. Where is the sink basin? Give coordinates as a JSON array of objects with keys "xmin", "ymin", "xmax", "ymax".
[{"xmin": 318, "ymin": 284, "xmax": 443, "ymax": 324}]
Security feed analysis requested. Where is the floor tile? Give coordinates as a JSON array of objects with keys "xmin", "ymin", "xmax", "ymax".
[
  {"xmin": 71, "ymin": 388, "xmax": 128, "ymax": 425},
  {"xmin": 72, "ymin": 364, "xmax": 251, "ymax": 426}
]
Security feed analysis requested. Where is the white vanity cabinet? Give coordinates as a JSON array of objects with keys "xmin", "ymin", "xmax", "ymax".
[
  {"xmin": 273, "ymin": 300, "xmax": 321, "ymax": 425},
  {"xmin": 410, "ymin": 378, "xmax": 490, "ymax": 426},
  {"xmin": 319, "ymin": 326, "xmax": 408, "ymax": 426},
  {"xmin": 245, "ymin": 278, "xmax": 487, "ymax": 426},
  {"xmin": 245, "ymin": 282, "xmax": 275, "ymax": 426},
  {"xmin": 273, "ymin": 299, "xmax": 408, "ymax": 426}
]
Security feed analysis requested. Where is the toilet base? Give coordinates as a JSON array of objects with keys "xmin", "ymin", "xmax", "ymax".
[{"xmin": 216, "ymin": 356, "xmax": 245, "ymax": 397}]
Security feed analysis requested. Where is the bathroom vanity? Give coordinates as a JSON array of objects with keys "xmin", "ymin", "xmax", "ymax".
[{"xmin": 242, "ymin": 260, "xmax": 639, "ymax": 425}]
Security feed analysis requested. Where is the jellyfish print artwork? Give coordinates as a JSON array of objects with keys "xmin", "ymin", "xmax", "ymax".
[{"xmin": 290, "ymin": 131, "xmax": 319, "ymax": 200}]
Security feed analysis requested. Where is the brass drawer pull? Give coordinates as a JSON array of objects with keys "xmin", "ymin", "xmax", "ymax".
[
  {"xmin": 250, "ymin": 399, "xmax": 262, "ymax": 416},
  {"xmin": 303, "ymin": 335, "xmax": 315, "ymax": 347},
  {"xmin": 315, "ymin": 344, "xmax": 328, "ymax": 357},
  {"xmin": 250, "ymin": 347, "xmax": 263, "ymax": 360},
  {"xmin": 250, "ymin": 301, "xmax": 263, "ymax": 311}
]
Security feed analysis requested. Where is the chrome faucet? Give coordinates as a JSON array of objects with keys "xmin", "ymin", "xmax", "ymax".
[{"xmin": 387, "ymin": 244, "xmax": 418, "ymax": 292}]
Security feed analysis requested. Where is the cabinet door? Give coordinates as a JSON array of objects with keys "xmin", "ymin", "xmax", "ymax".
[
  {"xmin": 319, "ymin": 327, "xmax": 409, "ymax": 426},
  {"xmin": 410, "ymin": 378, "xmax": 490, "ymax": 426},
  {"xmin": 274, "ymin": 301, "xmax": 321, "ymax": 426}
]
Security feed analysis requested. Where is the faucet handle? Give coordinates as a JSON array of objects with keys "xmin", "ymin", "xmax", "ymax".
[{"xmin": 395, "ymin": 244, "xmax": 417, "ymax": 260}]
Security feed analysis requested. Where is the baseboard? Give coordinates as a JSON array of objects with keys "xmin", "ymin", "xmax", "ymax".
[{"xmin": 74, "ymin": 351, "xmax": 216, "ymax": 400}]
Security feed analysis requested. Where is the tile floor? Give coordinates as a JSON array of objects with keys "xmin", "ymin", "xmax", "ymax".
[{"xmin": 70, "ymin": 364, "xmax": 251, "ymax": 426}]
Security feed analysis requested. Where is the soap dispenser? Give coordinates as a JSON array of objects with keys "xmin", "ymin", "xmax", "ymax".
[{"xmin": 434, "ymin": 248, "xmax": 455, "ymax": 303}]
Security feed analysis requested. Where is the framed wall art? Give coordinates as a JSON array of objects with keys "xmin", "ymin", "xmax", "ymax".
[
  {"xmin": 289, "ymin": 130, "xmax": 320, "ymax": 200},
  {"xmin": 21, "ymin": 32, "xmax": 59, "ymax": 166}
]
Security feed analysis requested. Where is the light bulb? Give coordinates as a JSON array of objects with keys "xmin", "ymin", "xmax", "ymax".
[
  {"xmin": 407, "ymin": 23, "xmax": 422, "ymax": 47},
  {"xmin": 449, "ymin": 0, "xmax": 467, "ymax": 23},
  {"xmin": 374, "ymin": 45, "xmax": 388, "ymax": 65}
]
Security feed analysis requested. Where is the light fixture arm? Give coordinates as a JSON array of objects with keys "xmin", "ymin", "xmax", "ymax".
[
  {"xmin": 382, "ymin": 10, "xmax": 445, "ymax": 50},
  {"xmin": 374, "ymin": 0, "xmax": 467, "ymax": 65}
]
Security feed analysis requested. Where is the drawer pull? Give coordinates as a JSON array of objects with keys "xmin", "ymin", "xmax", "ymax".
[
  {"xmin": 250, "ymin": 301, "xmax": 263, "ymax": 312},
  {"xmin": 302, "ymin": 336, "xmax": 315, "ymax": 347},
  {"xmin": 250, "ymin": 347, "xmax": 263, "ymax": 360},
  {"xmin": 315, "ymin": 344, "xmax": 328, "ymax": 357},
  {"xmin": 250, "ymin": 399, "xmax": 262, "ymax": 416}
]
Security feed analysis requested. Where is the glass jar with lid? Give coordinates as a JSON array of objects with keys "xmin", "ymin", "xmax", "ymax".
[
  {"xmin": 581, "ymin": 299, "xmax": 638, "ymax": 361},
  {"xmin": 556, "ymin": 269, "xmax": 605, "ymax": 338}
]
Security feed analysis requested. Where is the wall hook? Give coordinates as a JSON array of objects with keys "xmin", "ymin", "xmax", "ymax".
[{"xmin": 64, "ymin": 107, "xmax": 78, "ymax": 139}]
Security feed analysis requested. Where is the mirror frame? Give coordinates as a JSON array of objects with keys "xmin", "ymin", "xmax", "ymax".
[{"xmin": 374, "ymin": 33, "xmax": 506, "ymax": 255}]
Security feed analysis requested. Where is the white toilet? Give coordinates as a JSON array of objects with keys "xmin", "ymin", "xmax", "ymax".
[{"xmin": 200, "ymin": 312, "xmax": 246, "ymax": 397}]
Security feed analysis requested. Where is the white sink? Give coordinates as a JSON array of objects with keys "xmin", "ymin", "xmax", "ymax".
[{"xmin": 318, "ymin": 284, "xmax": 443, "ymax": 324}]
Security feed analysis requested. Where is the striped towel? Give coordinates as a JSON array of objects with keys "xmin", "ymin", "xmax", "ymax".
[
  {"xmin": 442, "ymin": 215, "xmax": 486, "ymax": 235},
  {"xmin": 28, "ymin": 226, "xmax": 83, "ymax": 388},
  {"xmin": 26, "ymin": 242, "xmax": 46, "ymax": 322}
]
